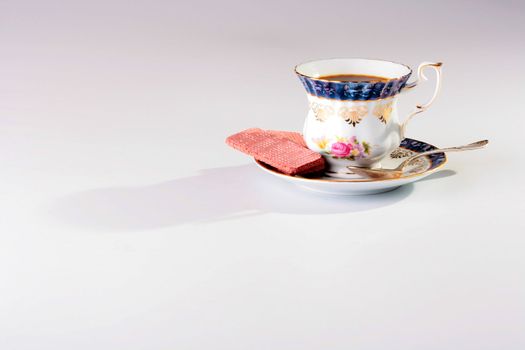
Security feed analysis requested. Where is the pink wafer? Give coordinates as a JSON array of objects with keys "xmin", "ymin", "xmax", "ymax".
[
  {"xmin": 226, "ymin": 129, "xmax": 324, "ymax": 175},
  {"xmin": 233, "ymin": 128, "xmax": 306, "ymax": 147},
  {"xmin": 265, "ymin": 130, "xmax": 307, "ymax": 147}
]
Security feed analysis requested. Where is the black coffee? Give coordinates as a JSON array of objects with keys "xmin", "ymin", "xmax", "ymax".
[{"xmin": 319, "ymin": 74, "xmax": 389, "ymax": 83}]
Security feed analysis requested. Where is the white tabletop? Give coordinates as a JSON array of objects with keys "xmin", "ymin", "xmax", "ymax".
[{"xmin": 1, "ymin": 0, "xmax": 524, "ymax": 349}]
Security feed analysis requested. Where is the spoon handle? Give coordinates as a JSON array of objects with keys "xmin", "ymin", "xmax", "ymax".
[{"xmin": 403, "ymin": 140, "xmax": 488, "ymax": 166}]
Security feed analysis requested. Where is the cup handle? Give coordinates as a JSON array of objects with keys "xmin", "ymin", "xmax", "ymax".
[{"xmin": 401, "ymin": 62, "xmax": 443, "ymax": 137}]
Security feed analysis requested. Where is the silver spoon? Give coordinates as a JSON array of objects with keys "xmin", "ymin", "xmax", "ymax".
[{"xmin": 347, "ymin": 140, "xmax": 488, "ymax": 180}]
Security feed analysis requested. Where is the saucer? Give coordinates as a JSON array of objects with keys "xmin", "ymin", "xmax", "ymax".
[{"xmin": 255, "ymin": 138, "xmax": 447, "ymax": 195}]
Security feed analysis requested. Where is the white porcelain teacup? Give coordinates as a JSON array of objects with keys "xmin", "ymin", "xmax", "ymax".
[{"xmin": 295, "ymin": 58, "xmax": 442, "ymax": 176}]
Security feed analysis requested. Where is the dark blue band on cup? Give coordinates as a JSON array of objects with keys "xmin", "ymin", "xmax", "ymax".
[{"xmin": 298, "ymin": 74, "xmax": 411, "ymax": 101}]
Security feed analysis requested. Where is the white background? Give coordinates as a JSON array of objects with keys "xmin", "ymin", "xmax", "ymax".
[{"xmin": 1, "ymin": 0, "xmax": 524, "ymax": 349}]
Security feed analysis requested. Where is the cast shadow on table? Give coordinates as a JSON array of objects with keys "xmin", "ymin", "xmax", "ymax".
[{"xmin": 52, "ymin": 165, "xmax": 455, "ymax": 232}]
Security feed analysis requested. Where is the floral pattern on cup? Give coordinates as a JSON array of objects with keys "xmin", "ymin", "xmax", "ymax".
[
  {"xmin": 313, "ymin": 136, "xmax": 371, "ymax": 160},
  {"xmin": 339, "ymin": 105, "xmax": 368, "ymax": 126},
  {"xmin": 310, "ymin": 102, "xmax": 334, "ymax": 122},
  {"xmin": 312, "ymin": 136, "xmax": 329, "ymax": 150},
  {"xmin": 373, "ymin": 100, "xmax": 393, "ymax": 124}
]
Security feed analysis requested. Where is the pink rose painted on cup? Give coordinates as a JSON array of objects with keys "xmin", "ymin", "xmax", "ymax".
[
  {"xmin": 330, "ymin": 142, "xmax": 352, "ymax": 157},
  {"xmin": 313, "ymin": 135, "xmax": 372, "ymax": 160}
]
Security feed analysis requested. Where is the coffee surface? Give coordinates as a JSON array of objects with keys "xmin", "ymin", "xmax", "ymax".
[{"xmin": 319, "ymin": 74, "xmax": 389, "ymax": 83}]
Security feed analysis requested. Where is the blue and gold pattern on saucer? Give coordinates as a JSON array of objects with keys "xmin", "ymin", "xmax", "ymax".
[{"xmin": 399, "ymin": 138, "xmax": 446, "ymax": 171}]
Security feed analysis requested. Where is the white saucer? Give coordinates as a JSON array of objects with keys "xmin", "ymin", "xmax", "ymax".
[{"xmin": 255, "ymin": 138, "xmax": 447, "ymax": 195}]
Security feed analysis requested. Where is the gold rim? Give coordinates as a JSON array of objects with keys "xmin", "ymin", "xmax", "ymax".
[
  {"xmin": 294, "ymin": 57, "xmax": 413, "ymax": 83},
  {"xmin": 254, "ymin": 143, "xmax": 448, "ymax": 184}
]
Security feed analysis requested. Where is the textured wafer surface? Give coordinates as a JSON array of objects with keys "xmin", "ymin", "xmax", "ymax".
[
  {"xmin": 265, "ymin": 130, "xmax": 307, "ymax": 147},
  {"xmin": 226, "ymin": 129, "xmax": 324, "ymax": 175}
]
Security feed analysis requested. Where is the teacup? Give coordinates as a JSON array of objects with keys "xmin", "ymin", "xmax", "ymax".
[{"xmin": 295, "ymin": 58, "xmax": 442, "ymax": 176}]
